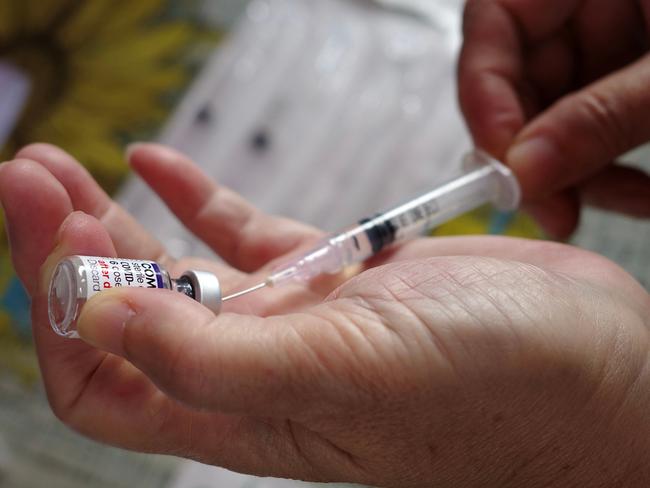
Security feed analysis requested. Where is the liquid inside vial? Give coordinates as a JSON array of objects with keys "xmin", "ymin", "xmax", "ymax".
[{"xmin": 48, "ymin": 256, "xmax": 222, "ymax": 339}]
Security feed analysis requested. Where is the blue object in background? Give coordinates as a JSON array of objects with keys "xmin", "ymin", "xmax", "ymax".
[
  {"xmin": 489, "ymin": 210, "xmax": 516, "ymax": 236},
  {"xmin": 1, "ymin": 277, "xmax": 32, "ymax": 338}
]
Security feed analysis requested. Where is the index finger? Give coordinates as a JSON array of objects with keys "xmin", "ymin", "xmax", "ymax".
[
  {"xmin": 0, "ymin": 159, "xmax": 73, "ymax": 294},
  {"xmin": 127, "ymin": 143, "xmax": 322, "ymax": 272},
  {"xmin": 15, "ymin": 144, "xmax": 172, "ymax": 265},
  {"xmin": 458, "ymin": 0, "xmax": 581, "ymax": 157},
  {"xmin": 458, "ymin": 0, "xmax": 527, "ymax": 158}
]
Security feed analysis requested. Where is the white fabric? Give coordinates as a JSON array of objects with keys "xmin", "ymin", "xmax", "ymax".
[{"xmin": 119, "ymin": 0, "xmax": 469, "ymax": 261}]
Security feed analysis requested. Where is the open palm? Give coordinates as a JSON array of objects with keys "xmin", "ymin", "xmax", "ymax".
[{"xmin": 1, "ymin": 143, "xmax": 648, "ymax": 487}]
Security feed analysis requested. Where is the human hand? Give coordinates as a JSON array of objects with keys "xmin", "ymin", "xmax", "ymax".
[
  {"xmin": 1, "ymin": 143, "xmax": 649, "ymax": 487},
  {"xmin": 459, "ymin": 0, "xmax": 650, "ymax": 239}
]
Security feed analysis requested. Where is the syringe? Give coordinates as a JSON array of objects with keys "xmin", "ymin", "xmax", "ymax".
[{"xmin": 223, "ymin": 150, "xmax": 520, "ymax": 301}]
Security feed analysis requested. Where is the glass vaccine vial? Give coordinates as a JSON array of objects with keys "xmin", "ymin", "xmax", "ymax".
[{"xmin": 48, "ymin": 256, "xmax": 222, "ymax": 339}]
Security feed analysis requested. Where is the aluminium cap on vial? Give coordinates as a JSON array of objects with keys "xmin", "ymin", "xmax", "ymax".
[{"xmin": 181, "ymin": 270, "xmax": 222, "ymax": 315}]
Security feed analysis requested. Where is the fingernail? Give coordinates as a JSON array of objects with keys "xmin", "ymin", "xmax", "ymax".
[
  {"xmin": 77, "ymin": 294, "xmax": 135, "ymax": 356},
  {"xmin": 40, "ymin": 247, "xmax": 63, "ymax": 294},
  {"xmin": 125, "ymin": 142, "xmax": 147, "ymax": 163},
  {"xmin": 508, "ymin": 135, "xmax": 557, "ymax": 165},
  {"xmin": 38, "ymin": 212, "xmax": 83, "ymax": 293},
  {"xmin": 507, "ymin": 137, "xmax": 561, "ymax": 196},
  {"xmin": 39, "ymin": 241, "xmax": 71, "ymax": 295}
]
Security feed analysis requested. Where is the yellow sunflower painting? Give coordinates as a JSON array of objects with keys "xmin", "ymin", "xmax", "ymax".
[{"xmin": 0, "ymin": 0, "xmax": 217, "ymax": 382}]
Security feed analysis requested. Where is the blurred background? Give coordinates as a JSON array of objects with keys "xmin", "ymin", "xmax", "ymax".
[{"xmin": 0, "ymin": 0, "xmax": 648, "ymax": 487}]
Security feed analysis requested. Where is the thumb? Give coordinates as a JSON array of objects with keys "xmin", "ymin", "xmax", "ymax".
[
  {"xmin": 507, "ymin": 56, "xmax": 650, "ymax": 200},
  {"xmin": 76, "ymin": 287, "xmax": 334, "ymax": 417}
]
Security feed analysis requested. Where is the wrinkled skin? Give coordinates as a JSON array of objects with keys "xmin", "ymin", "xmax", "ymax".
[
  {"xmin": 459, "ymin": 0, "xmax": 650, "ymax": 238},
  {"xmin": 0, "ymin": 142, "xmax": 648, "ymax": 487}
]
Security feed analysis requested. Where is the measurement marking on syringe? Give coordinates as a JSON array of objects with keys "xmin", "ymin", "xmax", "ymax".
[{"xmin": 353, "ymin": 235, "xmax": 360, "ymax": 251}]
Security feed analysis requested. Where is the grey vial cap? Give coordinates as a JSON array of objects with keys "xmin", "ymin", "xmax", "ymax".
[{"xmin": 181, "ymin": 270, "xmax": 222, "ymax": 314}]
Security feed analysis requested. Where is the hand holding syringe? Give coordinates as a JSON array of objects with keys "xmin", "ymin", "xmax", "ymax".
[{"xmin": 223, "ymin": 150, "xmax": 521, "ymax": 301}]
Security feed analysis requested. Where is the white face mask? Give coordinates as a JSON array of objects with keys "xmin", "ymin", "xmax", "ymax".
[{"xmin": 0, "ymin": 62, "xmax": 30, "ymax": 150}]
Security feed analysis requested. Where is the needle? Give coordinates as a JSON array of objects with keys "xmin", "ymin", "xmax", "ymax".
[{"xmin": 222, "ymin": 282, "xmax": 267, "ymax": 302}]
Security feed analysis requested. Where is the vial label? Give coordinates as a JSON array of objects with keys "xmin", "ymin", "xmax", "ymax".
[{"xmin": 79, "ymin": 256, "xmax": 166, "ymax": 299}]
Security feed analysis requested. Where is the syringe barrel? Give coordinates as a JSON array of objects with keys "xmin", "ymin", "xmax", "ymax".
[
  {"xmin": 268, "ymin": 150, "xmax": 520, "ymax": 287},
  {"xmin": 355, "ymin": 150, "xmax": 520, "ymax": 246}
]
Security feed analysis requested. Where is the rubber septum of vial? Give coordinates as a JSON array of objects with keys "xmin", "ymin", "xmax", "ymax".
[{"xmin": 48, "ymin": 256, "xmax": 222, "ymax": 339}]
